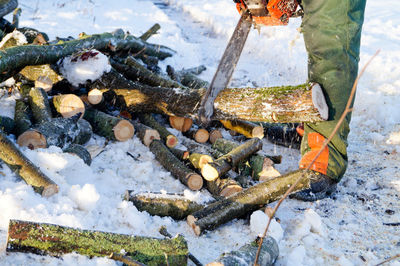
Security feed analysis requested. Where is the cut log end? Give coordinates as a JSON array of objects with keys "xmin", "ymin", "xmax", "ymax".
[
  {"xmin": 169, "ymin": 116, "xmax": 193, "ymax": 132},
  {"xmin": 41, "ymin": 184, "xmax": 59, "ymax": 197},
  {"xmin": 35, "ymin": 75, "xmax": 53, "ymax": 92},
  {"xmin": 187, "ymin": 173, "xmax": 203, "ymax": 191},
  {"xmin": 166, "ymin": 135, "xmax": 178, "ymax": 148},
  {"xmin": 251, "ymin": 126, "xmax": 264, "ymax": 139},
  {"xmin": 194, "ymin": 129, "xmax": 209, "ymax": 143},
  {"xmin": 87, "ymin": 88, "xmax": 103, "ymax": 105},
  {"xmin": 209, "ymin": 129, "xmax": 223, "ymax": 144},
  {"xmin": 17, "ymin": 130, "xmax": 47, "ymax": 149},
  {"xmin": 219, "ymin": 184, "xmax": 242, "ymax": 197},
  {"xmin": 113, "ymin": 120, "xmax": 135, "ymax": 141},
  {"xmin": 311, "ymin": 83, "xmax": 329, "ymax": 120},
  {"xmin": 187, "ymin": 215, "xmax": 201, "ymax": 236},
  {"xmin": 142, "ymin": 130, "xmax": 160, "ymax": 147},
  {"xmin": 259, "ymin": 166, "xmax": 281, "ymax": 182},
  {"xmin": 57, "ymin": 94, "xmax": 85, "ymax": 118},
  {"xmin": 201, "ymin": 164, "xmax": 219, "ymax": 181}
]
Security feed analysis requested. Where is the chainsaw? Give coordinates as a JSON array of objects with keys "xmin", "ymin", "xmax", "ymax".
[{"xmin": 198, "ymin": 0, "xmax": 301, "ymax": 125}]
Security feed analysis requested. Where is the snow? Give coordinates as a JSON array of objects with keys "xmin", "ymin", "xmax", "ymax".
[{"xmin": 0, "ymin": 0, "xmax": 399, "ymax": 265}]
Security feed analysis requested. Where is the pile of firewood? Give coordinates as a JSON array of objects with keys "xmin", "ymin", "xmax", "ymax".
[{"xmin": 0, "ymin": 10, "xmax": 320, "ymax": 264}]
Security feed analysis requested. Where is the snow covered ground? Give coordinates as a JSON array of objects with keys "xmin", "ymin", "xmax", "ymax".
[{"xmin": 0, "ymin": 0, "xmax": 399, "ymax": 265}]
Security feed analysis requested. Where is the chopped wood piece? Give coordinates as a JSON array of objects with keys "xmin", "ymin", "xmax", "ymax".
[
  {"xmin": 7, "ymin": 219, "xmax": 188, "ymax": 265},
  {"xmin": 124, "ymin": 191, "xmax": 204, "ymax": 220},
  {"xmin": 189, "ymin": 153, "xmax": 213, "ymax": 169},
  {"xmin": 139, "ymin": 23, "xmax": 161, "ymax": 41},
  {"xmin": 63, "ymin": 144, "xmax": 92, "ymax": 165},
  {"xmin": 207, "ymin": 178, "xmax": 242, "ymax": 197},
  {"xmin": 19, "ymin": 64, "xmax": 63, "ymax": 85},
  {"xmin": 149, "ymin": 140, "xmax": 203, "ymax": 191},
  {"xmin": 180, "ymin": 137, "xmax": 224, "ymax": 159},
  {"xmin": 207, "ymin": 237, "xmax": 278, "ymax": 266},
  {"xmin": 138, "ymin": 113, "xmax": 177, "ymax": 148},
  {"xmin": 87, "ymin": 88, "xmax": 103, "ymax": 105},
  {"xmin": 35, "ymin": 75, "xmax": 53, "ymax": 92},
  {"xmin": 28, "ymin": 87, "xmax": 52, "ymax": 124},
  {"xmin": 0, "ymin": 131, "xmax": 58, "ymax": 197},
  {"xmin": 169, "ymin": 116, "xmax": 193, "ymax": 132},
  {"xmin": 52, "ymin": 94, "xmax": 85, "ymax": 118},
  {"xmin": 17, "ymin": 130, "xmax": 47, "ymax": 149},
  {"xmin": 169, "ymin": 147, "xmax": 190, "ymax": 160},
  {"xmin": 209, "ymin": 129, "xmax": 223, "ymax": 144},
  {"xmin": 187, "ymin": 170, "xmax": 312, "ymax": 236},
  {"xmin": 263, "ymin": 122, "xmax": 302, "ymax": 149},
  {"xmin": 220, "ymin": 120, "xmax": 264, "ymax": 139},
  {"xmin": 201, "ymin": 138, "xmax": 263, "ymax": 181},
  {"xmin": 84, "ymin": 108, "xmax": 134, "ymax": 141},
  {"xmin": 131, "ymin": 120, "xmax": 160, "ymax": 146},
  {"xmin": 185, "ymin": 128, "xmax": 209, "ymax": 143}
]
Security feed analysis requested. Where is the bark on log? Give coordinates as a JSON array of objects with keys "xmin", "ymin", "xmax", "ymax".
[
  {"xmin": 149, "ymin": 140, "xmax": 203, "ymax": 191},
  {"xmin": 207, "ymin": 237, "xmax": 278, "ymax": 266},
  {"xmin": 7, "ymin": 219, "xmax": 188, "ymax": 265},
  {"xmin": 167, "ymin": 65, "xmax": 208, "ymax": 90},
  {"xmin": 220, "ymin": 120, "xmax": 264, "ymax": 139},
  {"xmin": 187, "ymin": 169, "xmax": 312, "ymax": 236},
  {"xmin": 52, "ymin": 94, "xmax": 85, "ymax": 118},
  {"xmin": 169, "ymin": 147, "xmax": 189, "ymax": 160},
  {"xmin": 138, "ymin": 113, "xmax": 177, "ymax": 148},
  {"xmin": 0, "ymin": 131, "xmax": 58, "ymax": 196},
  {"xmin": 109, "ymin": 253, "xmax": 146, "ymax": 266},
  {"xmin": 263, "ymin": 123, "xmax": 302, "ymax": 149},
  {"xmin": 28, "ymin": 87, "xmax": 52, "ymax": 124},
  {"xmin": 84, "ymin": 108, "xmax": 134, "ymax": 142},
  {"xmin": 209, "ymin": 129, "xmax": 223, "ymax": 144},
  {"xmin": 169, "ymin": 116, "xmax": 193, "ymax": 132},
  {"xmin": 131, "ymin": 120, "xmax": 160, "ymax": 147},
  {"xmin": 0, "ymin": 29, "xmax": 175, "ymax": 82},
  {"xmin": 180, "ymin": 137, "xmax": 223, "ymax": 159},
  {"xmin": 14, "ymin": 100, "xmax": 32, "ymax": 137},
  {"xmin": 92, "ymin": 71, "xmax": 327, "ymax": 123},
  {"xmin": 207, "ymin": 178, "xmax": 242, "ymax": 198},
  {"xmin": 140, "ymin": 23, "xmax": 161, "ymax": 41},
  {"xmin": 0, "ymin": 116, "xmax": 14, "ymax": 134},
  {"xmin": 0, "ymin": 0, "xmax": 17, "ymax": 18},
  {"xmin": 63, "ymin": 144, "xmax": 92, "ymax": 165},
  {"xmin": 124, "ymin": 191, "xmax": 204, "ymax": 220},
  {"xmin": 201, "ymin": 138, "xmax": 263, "ymax": 181}
]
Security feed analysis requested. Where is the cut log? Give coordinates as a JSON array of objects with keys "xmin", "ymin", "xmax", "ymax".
[
  {"xmin": 189, "ymin": 153, "xmax": 213, "ymax": 169},
  {"xmin": 131, "ymin": 120, "xmax": 160, "ymax": 147},
  {"xmin": 124, "ymin": 191, "xmax": 204, "ymax": 220},
  {"xmin": 185, "ymin": 128, "xmax": 209, "ymax": 144},
  {"xmin": 207, "ymin": 178, "xmax": 242, "ymax": 198},
  {"xmin": 111, "ymin": 56, "xmax": 184, "ymax": 89},
  {"xmin": 109, "ymin": 253, "xmax": 146, "ymax": 266},
  {"xmin": 263, "ymin": 122, "xmax": 302, "ymax": 149},
  {"xmin": 180, "ymin": 137, "xmax": 224, "ymax": 159},
  {"xmin": 0, "ymin": 29, "xmax": 175, "ymax": 82},
  {"xmin": 73, "ymin": 119, "xmax": 93, "ymax": 145},
  {"xmin": 209, "ymin": 129, "xmax": 223, "ymax": 144},
  {"xmin": 63, "ymin": 144, "xmax": 92, "ymax": 165},
  {"xmin": 28, "ymin": 87, "xmax": 52, "ymax": 124},
  {"xmin": 207, "ymin": 237, "xmax": 278, "ymax": 266},
  {"xmin": 92, "ymin": 71, "xmax": 326, "ymax": 123},
  {"xmin": 84, "ymin": 108, "xmax": 134, "ymax": 142},
  {"xmin": 169, "ymin": 147, "xmax": 190, "ymax": 160},
  {"xmin": 0, "ymin": 0, "xmax": 17, "ymax": 18},
  {"xmin": 0, "ymin": 116, "xmax": 14, "ymax": 134},
  {"xmin": 220, "ymin": 120, "xmax": 264, "ymax": 139},
  {"xmin": 7, "ymin": 219, "xmax": 188, "ymax": 265},
  {"xmin": 187, "ymin": 169, "xmax": 312, "ymax": 236},
  {"xmin": 138, "ymin": 113, "xmax": 177, "ymax": 148},
  {"xmin": 17, "ymin": 130, "xmax": 47, "ymax": 149},
  {"xmin": 87, "ymin": 88, "xmax": 103, "ymax": 105},
  {"xmin": 13, "ymin": 100, "xmax": 32, "ymax": 136},
  {"xmin": 35, "ymin": 75, "xmax": 53, "ymax": 92},
  {"xmin": 169, "ymin": 116, "xmax": 193, "ymax": 132},
  {"xmin": 19, "ymin": 64, "xmax": 63, "ymax": 85},
  {"xmin": 149, "ymin": 139, "xmax": 203, "ymax": 191},
  {"xmin": 201, "ymin": 138, "xmax": 263, "ymax": 181},
  {"xmin": 0, "ymin": 131, "xmax": 58, "ymax": 196},
  {"xmin": 52, "ymin": 94, "xmax": 85, "ymax": 118},
  {"xmin": 139, "ymin": 23, "xmax": 161, "ymax": 41},
  {"xmin": 167, "ymin": 65, "xmax": 209, "ymax": 89}
]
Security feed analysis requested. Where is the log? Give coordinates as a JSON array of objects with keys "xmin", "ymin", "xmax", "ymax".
[
  {"xmin": 263, "ymin": 122, "xmax": 302, "ymax": 149},
  {"xmin": 207, "ymin": 237, "xmax": 278, "ymax": 266},
  {"xmin": 0, "ymin": 131, "xmax": 58, "ymax": 196},
  {"xmin": 184, "ymin": 128, "xmax": 209, "ymax": 143},
  {"xmin": 35, "ymin": 75, "xmax": 53, "ymax": 92},
  {"xmin": 28, "ymin": 87, "xmax": 52, "ymax": 124},
  {"xmin": 169, "ymin": 147, "xmax": 190, "ymax": 160},
  {"xmin": 149, "ymin": 140, "xmax": 203, "ymax": 191},
  {"xmin": 180, "ymin": 137, "xmax": 223, "ymax": 159},
  {"xmin": 87, "ymin": 88, "xmax": 103, "ymax": 105},
  {"xmin": 169, "ymin": 116, "xmax": 193, "ymax": 132},
  {"xmin": 84, "ymin": 108, "xmax": 134, "ymax": 142},
  {"xmin": 138, "ymin": 113, "xmax": 177, "ymax": 148},
  {"xmin": 17, "ymin": 116, "xmax": 93, "ymax": 149},
  {"xmin": 209, "ymin": 129, "xmax": 223, "ymax": 144},
  {"xmin": 52, "ymin": 94, "xmax": 85, "ymax": 118},
  {"xmin": 131, "ymin": 120, "xmax": 160, "ymax": 147},
  {"xmin": 109, "ymin": 253, "xmax": 146, "ymax": 266},
  {"xmin": 92, "ymin": 71, "xmax": 327, "ymax": 123},
  {"xmin": 139, "ymin": 23, "xmax": 161, "ymax": 41},
  {"xmin": 201, "ymin": 138, "xmax": 263, "ymax": 181},
  {"xmin": 63, "ymin": 144, "xmax": 92, "ymax": 165},
  {"xmin": 124, "ymin": 191, "xmax": 204, "ymax": 220},
  {"xmin": 0, "ymin": 29, "xmax": 175, "ymax": 82},
  {"xmin": 166, "ymin": 65, "xmax": 209, "ymax": 89},
  {"xmin": 14, "ymin": 100, "xmax": 32, "ymax": 137},
  {"xmin": 187, "ymin": 170, "xmax": 312, "ymax": 236},
  {"xmin": 189, "ymin": 153, "xmax": 213, "ymax": 169},
  {"xmin": 0, "ymin": 0, "xmax": 17, "ymax": 18},
  {"xmin": 220, "ymin": 120, "xmax": 264, "ymax": 139},
  {"xmin": 7, "ymin": 219, "xmax": 188, "ymax": 265},
  {"xmin": 207, "ymin": 178, "xmax": 242, "ymax": 198},
  {"xmin": 19, "ymin": 64, "xmax": 63, "ymax": 85},
  {"xmin": 0, "ymin": 116, "xmax": 14, "ymax": 134},
  {"xmin": 111, "ymin": 56, "xmax": 183, "ymax": 89}
]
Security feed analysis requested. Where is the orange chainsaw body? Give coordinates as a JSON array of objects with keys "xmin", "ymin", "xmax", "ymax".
[{"xmin": 236, "ymin": 0, "xmax": 298, "ymax": 26}]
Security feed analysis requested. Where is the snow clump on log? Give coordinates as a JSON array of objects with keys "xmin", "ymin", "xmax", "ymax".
[
  {"xmin": 60, "ymin": 49, "xmax": 111, "ymax": 86},
  {"xmin": 250, "ymin": 210, "xmax": 284, "ymax": 242}
]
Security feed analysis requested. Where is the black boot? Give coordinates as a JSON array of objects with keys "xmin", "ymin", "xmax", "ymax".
[{"xmin": 290, "ymin": 170, "xmax": 337, "ymax": 201}]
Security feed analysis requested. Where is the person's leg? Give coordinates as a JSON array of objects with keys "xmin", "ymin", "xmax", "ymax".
[{"xmin": 292, "ymin": 0, "xmax": 367, "ymax": 201}]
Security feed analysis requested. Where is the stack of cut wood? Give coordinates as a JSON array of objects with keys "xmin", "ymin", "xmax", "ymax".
[{"xmin": 0, "ymin": 12, "xmax": 330, "ymax": 263}]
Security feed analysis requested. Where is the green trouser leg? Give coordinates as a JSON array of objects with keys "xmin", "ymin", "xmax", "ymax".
[{"xmin": 300, "ymin": 0, "xmax": 366, "ymax": 180}]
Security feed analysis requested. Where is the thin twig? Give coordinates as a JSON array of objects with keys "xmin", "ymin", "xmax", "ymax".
[
  {"xmin": 254, "ymin": 50, "xmax": 380, "ymax": 266},
  {"xmin": 375, "ymin": 254, "xmax": 400, "ymax": 266}
]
